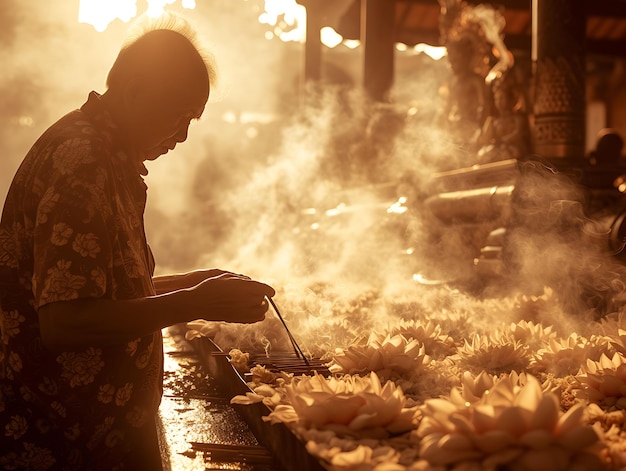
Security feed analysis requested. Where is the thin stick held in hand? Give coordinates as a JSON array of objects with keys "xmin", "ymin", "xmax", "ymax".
[{"xmin": 266, "ymin": 297, "xmax": 310, "ymax": 366}]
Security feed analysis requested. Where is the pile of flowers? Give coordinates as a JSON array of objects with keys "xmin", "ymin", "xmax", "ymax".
[
  {"xmin": 185, "ymin": 286, "xmax": 626, "ymax": 470},
  {"xmin": 327, "ymin": 333, "xmax": 432, "ymax": 382},
  {"xmin": 417, "ymin": 373, "xmax": 604, "ymax": 470},
  {"xmin": 574, "ymin": 353, "xmax": 626, "ymax": 409}
]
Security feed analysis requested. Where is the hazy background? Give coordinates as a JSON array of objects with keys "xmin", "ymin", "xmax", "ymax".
[
  {"xmin": 4, "ymin": 0, "xmax": 625, "ymax": 330},
  {"xmin": 0, "ymin": 0, "xmax": 457, "ymax": 285}
]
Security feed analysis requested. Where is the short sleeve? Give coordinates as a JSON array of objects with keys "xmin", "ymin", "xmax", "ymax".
[{"xmin": 32, "ymin": 137, "xmax": 114, "ymax": 308}]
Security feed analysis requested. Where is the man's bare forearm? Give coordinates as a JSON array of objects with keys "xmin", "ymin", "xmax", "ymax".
[
  {"xmin": 38, "ymin": 290, "xmax": 192, "ymax": 349},
  {"xmin": 152, "ymin": 269, "xmax": 226, "ymax": 294},
  {"xmin": 38, "ymin": 275, "xmax": 274, "ymax": 351}
]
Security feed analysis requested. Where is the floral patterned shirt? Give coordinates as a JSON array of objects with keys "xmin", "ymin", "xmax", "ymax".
[{"xmin": 0, "ymin": 92, "xmax": 163, "ymax": 470}]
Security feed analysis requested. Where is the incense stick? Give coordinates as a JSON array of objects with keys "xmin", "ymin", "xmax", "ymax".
[{"xmin": 266, "ymin": 297, "xmax": 310, "ymax": 366}]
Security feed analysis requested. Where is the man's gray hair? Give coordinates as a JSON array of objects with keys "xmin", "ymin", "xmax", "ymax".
[{"xmin": 106, "ymin": 12, "xmax": 218, "ymax": 93}]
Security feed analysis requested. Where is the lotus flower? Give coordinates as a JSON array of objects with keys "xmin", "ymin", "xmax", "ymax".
[
  {"xmin": 574, "ymin": 352, "xmax": 626, "ymax": 408},
  {"xmin": 417, "ymin": 373, "xmax": 606, "ymax": 470},
  {"xmin": 598, "ymin": 311, "xmax": 626, "ymax": 338},
  {"xmin": 263, "ymin": 372, "xmax": 420, "ymax": 439},
  {"xmin": 583, "ymin": 311, "xmax": 626, "ymax": 359},
  {"xmin": 456, "ymin": 333, "xmax": 530, "ymax": 375},
  {"xmin": 328, "ymin": 333, "xmax": 431, "ymax": 382},
  {"xmin": 508, "ymin": 320, "xmax": 556, "ymax": 351},
  {"xmin": 598, "ymin": 328, "xmax": 626, "ymax": 358},
  {"xmin": 530, "ymin": 333, "xmax": 594, "ymax": 377},
  {"xmin": 306, "ymin": 441, "xmax": 402, "ymax": 471},
  {"xmin": 511, "ymin": 287, "xmax": 556, "ymax": 320},
  {"xmin": 390, "ymin": 319, "xmax": 456, "ymax": 359},
  {"xmin": 448, "ymin": 371, "xmax": 497, "ymax": 407}
]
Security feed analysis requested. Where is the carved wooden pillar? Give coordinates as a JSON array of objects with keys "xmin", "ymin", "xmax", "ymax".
[
  {"xmin": 298, "ymin": 0, "xmax": 323, "ymax": 84},
  {"xmin": 532, "ymin": 0, "xmax": 586, "ymax": 161},
  {"xmin": 361, "ymin": 0, "xmax": 395, "ymax": 102}
]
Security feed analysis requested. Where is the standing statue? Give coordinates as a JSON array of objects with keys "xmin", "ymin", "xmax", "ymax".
[
  {"xmin": 438, "ymin": 0, "xmax": 530, "ymax": 163},
  {"xmin": 438, "ymin": 0, "xmax": 492, "ymax": 150},
  {"xmin": 477, "ymin": 66, "xmax": 531, "ymax": 163}
]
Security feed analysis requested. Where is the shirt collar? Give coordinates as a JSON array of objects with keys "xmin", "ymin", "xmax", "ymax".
[{"xmin": 80, "ymin": 91, "xmax": 149, "ymax": 176}]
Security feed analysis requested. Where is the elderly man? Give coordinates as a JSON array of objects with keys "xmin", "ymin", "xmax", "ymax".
[{"xmin": 0, "ymin": 14, "xmax": 274, "ymax": 471}]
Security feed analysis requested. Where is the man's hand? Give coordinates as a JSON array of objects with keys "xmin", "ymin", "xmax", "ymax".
[
  {"xmin": 184, "ymin": 272, "xmax": 275, "ymax": 324},
  {"xmin": 153, "ymin": 268, "xmax": 248, "ymax": 294}
]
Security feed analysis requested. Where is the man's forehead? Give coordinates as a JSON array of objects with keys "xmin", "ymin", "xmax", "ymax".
[
  {"xmin": 159, "ymin": 71, "xmax": 209, "ymax": 114},
  {"xmin": 164, "ymin": 97, "xmax": 206, "ymax": 119}
]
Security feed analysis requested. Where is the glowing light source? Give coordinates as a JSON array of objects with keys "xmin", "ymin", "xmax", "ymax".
[
  {"xmin": 414, "ymin": 43, "xmax": 447, "ymax": 61},
  {"xmin": 259, "ymin": 0, "xmax": 306, "ymax": 42},
  {"xmin": 320, "ymin": 27, "xmax": 343, "ymax": 48},
  {"xmin": 395, "ymin": 43, "xmax": 408, "ymax": 52},
  {"xmin": 387, "ymin": 196, "xmax": 408, "ymax": 214},
  {"xmin": 326, "ymin": 203, "xmax": 346, "ymax": 217},
  {"xmin": 78, "ymin": 0, "xmax": 137, "ymax": 32},
  {"xmin": 78, "ymin": 0, "xmax": 196, "ymax": 32},
  {"xmin": 145, "ymin": 0, "xmax": 177, "ymax": 18}
]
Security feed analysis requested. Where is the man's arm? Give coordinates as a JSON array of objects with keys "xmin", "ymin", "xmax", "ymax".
[
  {"xmin": 39, "ymin": 274, "xmax": 275, "ymax": 350},
  {"xmin": 152, "ymin": 268, "xmax": 230, "ymax": 294}
]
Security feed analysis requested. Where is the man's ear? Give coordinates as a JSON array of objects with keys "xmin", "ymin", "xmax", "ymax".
[{"xmin": 122, "ymin": 74, "xmax": 150, "ymax": 111}]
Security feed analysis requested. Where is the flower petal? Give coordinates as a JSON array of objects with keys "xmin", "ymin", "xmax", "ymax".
[
  {"xmin": 529, "ymin": 394, "xmax": 560, "ymax": 431},
  {"xmin": 557, "ymin": 426, "xmax": 599, "ymax": 451},
  {"xmin": 472, "ymin": 429, "xmax": 516, "ymax": 453}
]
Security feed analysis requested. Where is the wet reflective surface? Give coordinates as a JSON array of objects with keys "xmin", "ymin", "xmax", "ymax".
[{"xmin": 159, "ymin": 328, "xmax": 281, "ymax": 471}]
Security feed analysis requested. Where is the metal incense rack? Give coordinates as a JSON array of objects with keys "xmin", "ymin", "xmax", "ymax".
[{"xmin": 249, "ymin": 297, "xmax": 330, "ymax": 376}]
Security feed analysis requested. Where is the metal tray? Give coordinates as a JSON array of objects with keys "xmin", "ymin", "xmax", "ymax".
[{"xmin": 187, "ymin": 335, "xmax": 329, "ymax": 471}]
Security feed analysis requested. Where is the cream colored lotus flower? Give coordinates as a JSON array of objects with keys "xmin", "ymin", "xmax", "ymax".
[
  {"xmin": 574, "ymin": 352, "xmax": 626, "ymax": 408},
  {"xmin": 508, "ymin": 320, "xmax": 556, "ymax": 350},
  {"xmin": 448, "ymin": 371, "xmax": 560, "ymax": 411},
  {"xmin": 598, "ymin": 311, "xmax": 626, "ymax": 337},
  {"xmin": 306, "ymin": 441, "xmax": 402, "ymax": 471},
  {"xmin": 601, "ymin": 328, "xmax": 626, "ymax": 357},
  {"xmin": 448, "ymin": 371, "xmax": 497, "ymax": 407},
  {"xmin": 587, "ymin": 334, "xmax": 620, "ymax": 362},
  {"xmin": 327, "ymin": 333, "xmax": 431, "ymax": 382},
  {"xmin": 511, "ymin": 287, "xmax": 555, "ymax": 319},
  {"xmin": 263, "ymin": 371, "xmax": 420, "ymax": 439},
  {"xmin": 589, "ymin": 312, "xmax": 626, "ymax": 359},
  {"xmin": 390, "ymin": 319, "xmax": 456, "ymax": 359},
  {"xmin": 456, "ymin": 333, "xmax": 530, "ymax": 374},
  {"xmin": 297, "ymin": 427, "xmax": 416, "ymax": 471},
  {"xmin": 530, "ymin": 333, "xmax": 594, "ymax": 377},
  {"xmin": 417, "ymin": 373, "xmax": 606, "ymax": 470}
]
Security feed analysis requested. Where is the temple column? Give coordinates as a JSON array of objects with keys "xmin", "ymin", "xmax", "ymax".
[
  {"xmin": 361, "ymin": 0, "xmax": 395, "ymax": 102},
  {"xmin": 301, "ymin": 1, "xmax": 323, "ymax": 83},
  {"xmin": 531, "ymin": 0, "xmax": 586, "ymax": 162}
]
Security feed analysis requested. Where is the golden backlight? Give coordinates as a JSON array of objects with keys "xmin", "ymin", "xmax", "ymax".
[
  {"xmin": 78, "ymin": 0, "xmax": 197, "ymax": 32},
  {"xmin": 77, "ymin": 0, "xmax": 443, "ymax": 58}
]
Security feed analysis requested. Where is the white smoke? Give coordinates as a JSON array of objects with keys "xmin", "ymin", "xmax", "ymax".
[{"xmin": 3, "ymin": 0, "xmax": 625, "ymax": 350}]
